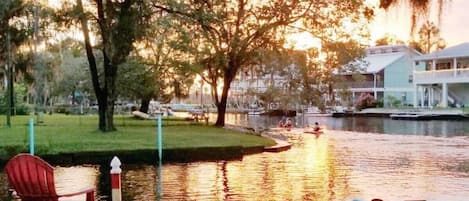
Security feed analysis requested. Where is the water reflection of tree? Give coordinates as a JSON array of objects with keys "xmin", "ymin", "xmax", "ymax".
[
  {"xmin": 107, "ymin": 135, "xmax": 360, "ymax": 200},
  {"xmin": 121, "ymin": 165, "xmax": 157, "ymax": 200}
]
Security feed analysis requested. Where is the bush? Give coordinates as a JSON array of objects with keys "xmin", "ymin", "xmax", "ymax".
[
  {"xmin": 376, "ymin": 99, "xmax": 384, "ymax": 108},
  {"xmin": 355, "ymin": 93, "xmax": 377, "ymax": 110},
  {"xmin": 54, "ymin": 104, "xmax": 70, "ymax": 114},
  {"xmin": 385, "ymin": 95, "xmax": 401, "ymax": 107},
  {"xmin": 15, "ymin": 104, "xmax": 31, "ymax": 115}
]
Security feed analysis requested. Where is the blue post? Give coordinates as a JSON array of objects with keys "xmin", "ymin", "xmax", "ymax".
[
  {"xmin": 29, "ymin": 118, "xmax": 34, "ymax": 155},
  {"xmin": 157, "ymin": 114, "xmax": 162, "ymax": 162},
  {"xmin": 156, "ymin": 113, "xmax": 163, "ymax": 200}
]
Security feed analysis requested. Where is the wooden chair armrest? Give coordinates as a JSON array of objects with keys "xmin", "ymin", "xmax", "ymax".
[{"xmin": 58, "ymin": 186, "xmax": 95, "ymax": 197}]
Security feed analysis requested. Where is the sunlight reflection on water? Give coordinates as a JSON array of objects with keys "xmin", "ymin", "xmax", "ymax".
[{"xmin": 117, "ymin": 130, "xmax": 469, "ymax": 201}]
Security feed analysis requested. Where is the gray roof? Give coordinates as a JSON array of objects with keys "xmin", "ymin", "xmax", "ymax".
[
  {"xmin": 415, "ymin": 42, "xmax": 469, "ymax": 61},
  {"xmin": 362, "ymin": 52, "xmax": 405, "ymax": 73}
]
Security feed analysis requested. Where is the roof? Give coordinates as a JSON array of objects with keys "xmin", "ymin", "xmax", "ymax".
[
  {"xmin": 339, "ymin": 45, "xmax": 416, "ymax": 75},
  {"xmin": 415, "ymin": 42, "xmax": 469, "ymax": 61},
  {"xmin": 362, "ymin": 52, "xmax": 405, "ymax": 73}
]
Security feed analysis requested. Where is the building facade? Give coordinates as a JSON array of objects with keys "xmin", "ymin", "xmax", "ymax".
[
  {"xmin": 229, "ymin": 65, "xmax": 291, "ymax": 109},
  {"xmin": 337, "ymin": 45, "xmax": 424, "ymax": 106},
  {"xmin": 413, "ymin": 43, "xmax": 469, "ymax": 108}
]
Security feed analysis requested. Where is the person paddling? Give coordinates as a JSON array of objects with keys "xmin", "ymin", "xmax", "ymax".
[
  {"xmin": 285, "ymin": 118, "xmax": 293, "ymax": 131},
  {"xmin": 313, "ymin": 122, "xmax": 321, "ymax": 132}
]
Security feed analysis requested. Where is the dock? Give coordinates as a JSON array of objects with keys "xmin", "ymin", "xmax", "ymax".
[{"xmin": 334, "ymin": 108, "xmax": 468, "ymax": 120}]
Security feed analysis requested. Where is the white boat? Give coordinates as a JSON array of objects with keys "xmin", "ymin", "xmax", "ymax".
[
  {"xmin": 303, "ymin": 107, "xmax": 332, "ymax": 117},
  {"xmin": 389, "ymin": 113, "xmax": 433, "ymax": 120},
  {"xmin": 248, "ymin": 108, "xmax": 265, "ymax": 115}
]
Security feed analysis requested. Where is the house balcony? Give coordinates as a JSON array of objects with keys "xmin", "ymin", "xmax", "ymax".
[
  {"xmin": 338, "ymin": 81, "xmax": 384, "ymax": 89},
  {"xmin": 413, "ymin": 68, "xmax": 469, "ymax": 84}
]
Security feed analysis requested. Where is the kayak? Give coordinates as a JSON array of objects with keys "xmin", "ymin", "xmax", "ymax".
[{"xmin": 303, "ymin": 130, "xmax": 324, "ymax": 135}]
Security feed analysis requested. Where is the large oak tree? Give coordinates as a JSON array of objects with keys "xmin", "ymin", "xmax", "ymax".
[{"xmin": 158, "ymin": 0, "xmax": 373, "ymax": 126}]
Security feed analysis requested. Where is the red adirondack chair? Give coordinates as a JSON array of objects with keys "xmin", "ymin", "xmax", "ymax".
[{"xmin": 4, "ymin": 154, "xmax": 95, "ymax": 201}]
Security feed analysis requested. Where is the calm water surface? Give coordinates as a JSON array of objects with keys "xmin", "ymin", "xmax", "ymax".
[
  {"xmin": 1, "ymin": 115, "xmax": 469, "ymax": 201},
  {"xmin": 221, "ymin": 113, "xmax": 469, "ymax": 137}
]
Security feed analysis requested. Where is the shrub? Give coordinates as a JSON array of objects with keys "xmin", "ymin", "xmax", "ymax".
[
  {"xmin": 15, "ymin": 104, "xmax": 31, "ymax": 115},
  {"xmin": 385, "ymin": 95, "xmax": 401, "ymax": 107},
  {"xmin": 355, "ymin": 93, "xmax": 377, "ymax": 110}
]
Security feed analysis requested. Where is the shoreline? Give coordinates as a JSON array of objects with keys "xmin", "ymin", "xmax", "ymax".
[
  {"xmin": 333, "ymin": 108, "xmax": 468, "ymax": 120},
  {"xmin": 0, "ymin": 123, "xmax": 290, "ymax": 168},
  {"xmin": 0, "ymin": 143, "xmax": 269, "ymax": 168},
  {"xmin": 0, "ymin": 146, "xmax": 265, "ymax": 167}
]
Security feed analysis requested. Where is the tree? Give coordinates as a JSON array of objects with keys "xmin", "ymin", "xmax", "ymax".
[
  {"xmin": 254, "ymin": 49, "xmax": 304, "ymax": 112},
  {"xmin": 159, "ymin": 0, "xmax": 373, "ymax": 126},
  {"xmin": 127, "ymin": 17, "xmax": 195, "ymax": 114},
  {"xmin": 320, "ymin": 40, "xmax": 367, "ymax": 106},
  {"xmin": 355, "ymin": 92, "xmax": 377, "ymax": 110},
  {"xmin": 49, "ymin": 39, "xmax": 92, "ymax": 107},
  {"xmin": 408, "ymin": 40, "xmax": 424, "ymax": 53},
  {"xmin": 72, "ymin": 0, "xmax": 151, "ymax": 132},
  {"xmin": 0, "ymin": 0, "xmax": 37, "ymax": 125},
  {"xmin": 417, "ymin": 20, "xmax": 445, "ymax": 53},
  {"xmin": 375, "ymin": 33, "xmax": 405, "ymax": 46},
  {"xmin": 117, "ymin": 58, "xmax": 160, "ymax": 113},
  {"xmin": 116, "ymin": 57, "xmax": 189, "ymax": 114}
]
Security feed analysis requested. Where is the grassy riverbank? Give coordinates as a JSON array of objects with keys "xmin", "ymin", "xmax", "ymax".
[{"xmin": 0, "ymin": 114, "xmax": 274, "ymax": 164}]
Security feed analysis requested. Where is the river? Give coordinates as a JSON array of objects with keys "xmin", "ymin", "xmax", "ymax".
[{"xmin": 1, "ymin": 115, "xmax": 469, "ymax": 201}]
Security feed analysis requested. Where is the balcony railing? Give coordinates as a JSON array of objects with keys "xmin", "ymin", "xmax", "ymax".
[
  {"xmin": 414, "ymin": 68, "xmax": 469, "ymax": 83},
  {"xmin": 338, "ymin": 81, "xmax": 384, "ymax": 89}
]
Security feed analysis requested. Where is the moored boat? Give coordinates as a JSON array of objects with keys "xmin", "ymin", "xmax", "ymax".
[
  {"xmin": 302, "ymin": 107, "xmax": 332, "ymax": 117},
  {"xmin": 248, "ymin": 108, "xmax": 266, "ymax": 115},
  {"xmin": 390, "ymin": 113, "xmax": 434, "ymax": 120}
]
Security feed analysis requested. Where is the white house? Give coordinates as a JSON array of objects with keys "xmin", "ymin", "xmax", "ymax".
[
  {"xmin": 229, "ymin": 65, "xmax": 292, "ymax": 108},
  {"xmin": 413, "ymin": 42, "xmax": 469, "ymax": 108}
]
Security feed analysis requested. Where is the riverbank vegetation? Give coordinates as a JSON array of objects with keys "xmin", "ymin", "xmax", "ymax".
[{"xmin": 0, "ymin": 115, "xmax": 274, "ymax": 163}]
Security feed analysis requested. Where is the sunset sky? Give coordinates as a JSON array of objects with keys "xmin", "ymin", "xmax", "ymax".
[
  {"xmin": 369, "ymin": 0, "xmax": 469, "ymax": 47},
  {"xmin": 284, "ymin": 0, "xmax": 469, "ymax": 50},
  {"xmin": 46, "ymin": 0, "xmax": 468, "ymax": 49}
]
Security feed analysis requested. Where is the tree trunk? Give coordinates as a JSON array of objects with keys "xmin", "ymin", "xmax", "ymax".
[
  {"xmin": 215, "ymin": 71, "xmax": 235, "ymax": 127},
  {"xmin": 77, "ymin": 0, "xmax": 115, "ymax": 132},
  {"xmin": 105, "ymin": 102, "xmax": 115, "ymax": 131},
  {"xmin": 215, "ymin": 86, "xmax": 228, "ymax": 126},
  {"xmin": 103, "ymin": 53, "xmax": 117, "ymax": 131},
  {"xmin": 139, "ymin": 98, "xmax": 150, "ymax": 113},
  {"xmin": 71, "ymin": 87, "xmax": 76, "ymax": 105},
  {"xmin": 96, "ymin": 89, "xmax": 115, "ymax": 131}
]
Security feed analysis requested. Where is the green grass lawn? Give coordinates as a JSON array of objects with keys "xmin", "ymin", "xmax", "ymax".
[{"xmin": 0, "ymin": 114, "xmax": 274, "ymax": 159}]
